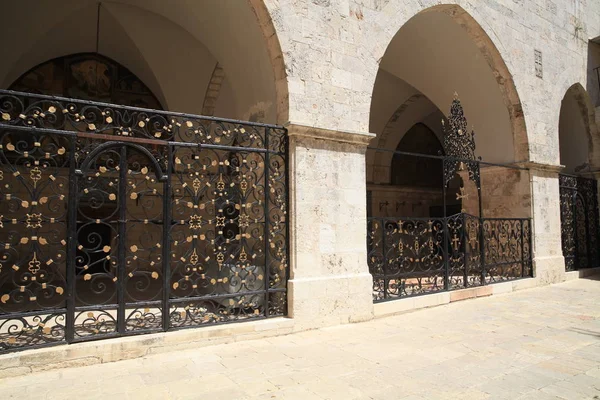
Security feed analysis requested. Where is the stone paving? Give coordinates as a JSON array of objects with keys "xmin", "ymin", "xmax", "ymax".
[{"xmin": 2, "ymin": 277, "xmax": 600, "ymax": 400}]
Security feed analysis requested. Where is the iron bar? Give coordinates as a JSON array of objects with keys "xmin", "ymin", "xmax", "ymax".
[
  {"xmin": 367, "ymin": 146, "xmax": 530, "ymax": 171},
  {"xmin": 442, "ymin": 159, "xmax": 449, "ymax": 291},
  {"xmin": 0, "ymin": 89, "xmax": 284, "ymax": 129},
  {"xmin": 520, "ymin": 220, "xmax": 525, "ymax": 278},
  {"xmin": 66, "ymin": 136, "xmax": 77, "ymax": 343},
  {"xmin": 264, "ymin": 128, "xmax": 270, "ymax": 317},
  {"xmin": 161, "ymin": 145, "xmax": 173, "ymax": 331},
  {"xmin": 117, "ymin": 146, "xmax": 127, "ymax": 333}
]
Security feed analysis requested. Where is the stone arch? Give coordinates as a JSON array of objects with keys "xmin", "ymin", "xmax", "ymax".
[
  {"xmin": 368, "ymin": 3, "xmax": 528, "ymax": 163},
  {"xmin": 424, "ymin": 4, "xmax": 528, "ymax": 162},
  {"xmin": 0, "ymin": 0, "xmax": 289, "ymax": 124},
  {"xmin": 367, "ymin": 92, "xmax": 443, "ymax": 184},
  {"xmin": 390, "ymin": 123, "xmax": 443, "ymax": 188},
  {"xmin": 367, "ymin": 2, "xmax": 532, "ymax": 220},
  {"xmin": 247, "ymin": 0, "xmax": 290, "ymax": 124},
  {"xmin": 559, "ymin": 83, "xmax": 600, "ymax": 173}
]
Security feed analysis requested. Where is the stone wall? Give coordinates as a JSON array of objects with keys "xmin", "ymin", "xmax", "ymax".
[
  {"xmin": 287, "ymin": 123, "xmax": 374, "ymax": 328},
  {"xmin": 459, "ymin": 166, "xmax": 532, "ymax": 219},
  {"xmin": 262, "ymin": 0, "xmax": 597, "ymax": 164},
  {"xmin": 257, "ymin": 0, "xmax": 599, "ymax": 290}
]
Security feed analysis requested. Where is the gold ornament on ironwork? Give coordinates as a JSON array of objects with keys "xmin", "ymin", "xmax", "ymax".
[
  {"xmin": 30, "ymin": 167, "xmax": 42, "ymax": 188},
  {"xmin": 239, "ymin": 247, "xmax": 248, "ymax": 263},
  {"xmin": 28, "ymin": 252, "xmax": 41, "ymax": 275},
  {"xmin": 190, "ymin": 248, "xmax": 199, "ymax": 266},
  {"xmin": 451, "ymin": 235, "xmax": 460, "ymax": 252},
  {"xmin": 189, "ymin": 214, "xmax": 202, "ymax": 230},
  {"xmin": 216, "ymin": 174, "xmax": 225, "ymax": 191},
  {"xmin": 216, "ymin": 252, "xmax": 225, "ymax": 271},
  {"xmin": 26, "ymin": 213, "xmax": 42, "ymax": 229},
  {"xmin": 240, "ymin": 179, "xmax": 248, "ymax": 195},
  {"xmin": 239, "ymin": 213, "xmax": 250, "ymax": 228},
  {"xmin": 192, "ymin": 177, "xmax": 201, "ymax": 196}
]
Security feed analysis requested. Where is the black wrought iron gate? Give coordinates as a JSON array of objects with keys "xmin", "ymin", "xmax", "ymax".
[
  {"xmin": 367, "ymin": 95, "xmax": 533, "ymax": 302},
  {"xmin": 559, "ymin": 174, "xmax": 600, "ymax": 271},
  {"xmin": 0, "ymin": 90, "xmax": 288, "ymax": 353}
]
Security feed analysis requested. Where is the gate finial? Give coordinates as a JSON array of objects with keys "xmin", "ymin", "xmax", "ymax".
[{"xmin": 442, "ymin": 94, "xmax": 481, "ymax": 188}]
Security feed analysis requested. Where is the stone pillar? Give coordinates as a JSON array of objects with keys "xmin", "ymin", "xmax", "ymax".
[
  {"xmin": 286, "ymin": 123, "xmax": 375, "ymax": 329},
  {"xmin": 525, "ymin": 162, "xmax": 566, "ymax": 284}
]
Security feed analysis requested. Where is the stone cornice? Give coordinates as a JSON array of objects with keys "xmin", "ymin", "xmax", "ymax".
[{"xmin": 284, "ymin": 122, "xmax": 375, "ymax": 146}]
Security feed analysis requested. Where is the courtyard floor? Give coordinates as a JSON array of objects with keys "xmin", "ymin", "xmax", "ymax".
[{"xmin": 2, "ymin": 277, "xmax": 600, "ymax": 400}]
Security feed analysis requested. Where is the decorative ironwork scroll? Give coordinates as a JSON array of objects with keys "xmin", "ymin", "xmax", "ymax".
[
  {"xmin": 441, "ymin": 94, "xmax": 481, "ymax": 188},
  {"xmin": 368, "ymin": 215, "xmax": 532, "ymax": 301},
  {"xmin": 559, "ymin": 174, "xmax": 600, "ymax": 271},
  {"xmin": 368, "ymin": 218, "xmax": 445, "ymax": 301},
  {"xmin": 0, "ymin": 90, "xmax": 288, "ymax": 353}
]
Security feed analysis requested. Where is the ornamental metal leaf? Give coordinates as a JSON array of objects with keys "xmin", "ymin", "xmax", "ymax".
[{"xmin": 442, "ymin": 94, "xmax": 480, "ymax": 188}]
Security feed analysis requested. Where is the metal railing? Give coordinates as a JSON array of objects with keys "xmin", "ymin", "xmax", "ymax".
[{"xmin": 0, "ymin": 90, "xmax": 289, "ymax": 353}]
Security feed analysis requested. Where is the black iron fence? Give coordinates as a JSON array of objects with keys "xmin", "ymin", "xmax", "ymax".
[
  {"xmin": 366, "ymin": 96, "xmax": 533, "ymax": 302},
  {"xmin": 0, "ymin": 90, "xmax": 288, "ymax": 353},
  {"xmin": 559, "ymin": 174, "xmax": 600, "ymax": 271},
  {"xmin": 367, "ymin": 214, "xmax": 531, "ymax": 301}
]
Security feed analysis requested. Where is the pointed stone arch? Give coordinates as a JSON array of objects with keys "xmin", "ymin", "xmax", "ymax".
[
  {"xmin": 559, "ymin": 83, "xmax": 600, "ymax": 173},
  {"xmin": 369, "ymin": 3, "xmax": 528, "ymax": 164}
]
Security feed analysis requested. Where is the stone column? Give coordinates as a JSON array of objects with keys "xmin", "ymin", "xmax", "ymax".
[
  {"xmin": 524, "ymin": 162, "xmax": 566, "ymax": 284},
  {"xmin": 286, "ymin": 123, "xmax": 375, "ymax": 329}
]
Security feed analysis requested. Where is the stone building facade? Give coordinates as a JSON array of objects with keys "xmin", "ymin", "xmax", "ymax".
[{"xmin": 1, "ymin": 0, "xmax": 600, "ymax": 359}]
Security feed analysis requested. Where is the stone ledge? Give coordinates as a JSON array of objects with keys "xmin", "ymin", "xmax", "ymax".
[
  {"xmin": 565, "ymin": 267, "xmax": 600, "ymax": 281},
  {"xmin": 285, "ymin": 121, "xmax": 376, "ymax": 146},
  {"xmin": 374, "ymin": 268, "xmax": 600, "ymax": 319},
  {"xmin": 374, "ymin": 279, "xmax": 536, "ymax": 318},
  {"xmin": 0, "ymin": 317, "xmax": 294, "ymax": 378}
]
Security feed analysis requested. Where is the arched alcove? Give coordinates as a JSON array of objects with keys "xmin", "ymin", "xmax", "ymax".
[
  {"xmin": 366, "ymin": 4, "xmax": 531, "ymax": 220},
  {"xmin": 559, "ymin": 84, "xmax": 599, "ymax": 174},
  {"xmin": 390, "ymin": 123, "xmax": 443, "ymax": 188},
  {"xmin": 0, "ymin": 0, "xmax": 288, "ymax": 123}
]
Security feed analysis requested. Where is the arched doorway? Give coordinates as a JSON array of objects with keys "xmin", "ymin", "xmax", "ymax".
[
  {"xmin": 0, "ymin": 1, "xmax": 289, "ymax": 353},
  {"xmin": 367, "ymin": 5, "xmax": 532, "ymax": 301},
  {"xmin": 558, "ymin": 84, "xmax": 600, "ymax": 271}
]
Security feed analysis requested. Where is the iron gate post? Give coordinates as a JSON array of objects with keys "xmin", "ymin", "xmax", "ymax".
[
  {"xmin": 66, "ymin": 136, "xmax": 78, "ymax": 343},
  {"xmin": 117, "ymin": 145, "xmax": 127, "ymax": 333},
  {"xmin": 477, "ymin": 181, "xmax": 485, "ymax": 285},
  {"xmin": 442, "ymin": 159, "xmax": 449, "ymax": 291},
  {"xmin": 264, "ymin": 128, "xmax": 270, "ymax": 317},
  {"xmin": 161, "ymin": 144, "xmax": 173, "ymax": 331}
]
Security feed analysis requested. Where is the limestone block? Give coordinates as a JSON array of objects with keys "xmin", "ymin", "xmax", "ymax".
[{"xmin": 286, "ymin": 123, "xmax": 375, "ymax": 327}]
